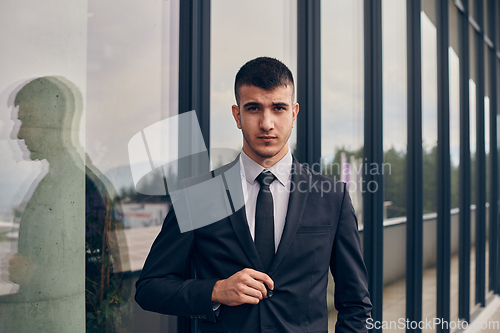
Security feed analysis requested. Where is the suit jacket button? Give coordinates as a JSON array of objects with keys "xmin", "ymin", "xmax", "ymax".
[{"xmin": 267, "ymin": 290, "xmax": 273, "ymax": 298}]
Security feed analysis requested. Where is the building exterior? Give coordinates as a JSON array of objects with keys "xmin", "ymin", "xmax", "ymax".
[{"xmin": 0, "ymin": 0, "xmax": 499, "ymax": 332}]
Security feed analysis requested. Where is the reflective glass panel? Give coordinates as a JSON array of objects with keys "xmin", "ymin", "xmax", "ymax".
[
  {"xmin": 85, "ymin": 0, "xmax": 179, "ymax": 331},
  {"xmin": 0, "ymin": 1, "xmax": 88, "ymax": 331},
  {"xmin": 449, "ymin": 0, "xmax": 461, "ymax": 322},
  {"xmin": 0, "ymin": 1, "xmax": 180, "ymax": 331},
  {"xmin": 483, "ymin": 0, "xmax": 489, "ymax": 39},
  {"xmin": 497, "ymin": 3, "xmax": 500, "ymax": 51},
  {"xmin": 469, "ymin": 0, "xmax": 477, "ymax": 23},
  {"xmin": 320, "ymin": 0, "xmax": 364, "ymax": 223},
  {"xmin": 421, "ymin": 2, "xmax": 438, "ymax": 330},
  {"xmin": 469, "ymin": 24, "xmax": 478, "ymax": 313},
  {"xmin": 210, "ymin": 0, "xmax": 297, "ymax": 167},
  {"xmin": 382, "ymin": 0, "xmax": 407, "ymax": 330},
  {"xmin": 320, "ymin": 0, "xmax": 364, "ymax": 328},
  {"xmin": 484, "ymin": 41, "xmax": 493, "ymax": 299}
]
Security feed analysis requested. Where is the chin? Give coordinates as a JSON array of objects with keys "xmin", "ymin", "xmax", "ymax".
[{"xmin": 254, "ymin": 147, "xmax": 281, "ymax": 159}]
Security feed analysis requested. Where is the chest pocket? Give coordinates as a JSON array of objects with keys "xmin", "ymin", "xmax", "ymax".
[{"xmin": 296, "ymin": 225, "xmax": 331, "ymax": 234}]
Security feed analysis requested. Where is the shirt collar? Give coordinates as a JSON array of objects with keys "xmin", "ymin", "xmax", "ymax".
[{"xmin": 240, "ymin": 149, "xmax": 292, "ymax": 187}]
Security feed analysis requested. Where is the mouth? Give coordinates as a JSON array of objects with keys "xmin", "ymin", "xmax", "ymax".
[{"xmin": 257, "ymin": 136, "xmax": 277, "ymax": 143}]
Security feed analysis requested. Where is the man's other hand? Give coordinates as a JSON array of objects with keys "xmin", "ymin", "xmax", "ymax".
[{"xmin": 211, "ymin": 268, "xmax": 274, "ymax": 306}]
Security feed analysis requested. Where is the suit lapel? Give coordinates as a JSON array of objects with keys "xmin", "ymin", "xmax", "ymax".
[
  {"xmin": 228, "ymin": 206, "xmax": 264, "ymax": 271},
  {"xmin": 268, "ymin": 158, "xmax": 309, "ymax": 275},
  {"xmin": 219, "ymin": 156, "xmax": 264, "ymax": 271}
]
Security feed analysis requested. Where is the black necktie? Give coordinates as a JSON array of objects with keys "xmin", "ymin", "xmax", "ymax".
[{"xmin": 255, "ymin": 171, "xmax": 276, "ymax": 272}]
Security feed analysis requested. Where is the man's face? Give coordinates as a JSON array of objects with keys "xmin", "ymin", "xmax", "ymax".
[
  {"xmin": 16, "ymin": 102, "xmax": 61, "ymax": 161},
  {"xmin": 232, "ymin": 84, "xmax": 299, "ymax": 166},
  {"xmin": 16, "ymin": 103, "xmax": 41, "ymax": 160}
]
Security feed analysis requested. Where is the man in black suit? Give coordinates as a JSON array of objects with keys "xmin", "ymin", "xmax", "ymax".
[{"xmin": 135, "ymin": 57, "xmax": 372, "ymax": 332}]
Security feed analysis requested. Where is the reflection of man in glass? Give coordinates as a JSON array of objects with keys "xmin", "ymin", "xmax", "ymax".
[
  {"xmin": 136, "ymin": 57, "xmax": 372, "ymax": 332},
  {"xmin": 0, "ymin": 76, "xmax": 86, "ymax": 332},
  {"xmin": 0, "ymin": 77, "xmax": 130, "ymax": 333}
]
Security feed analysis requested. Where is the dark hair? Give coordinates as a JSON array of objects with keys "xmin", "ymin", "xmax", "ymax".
[
  {"xmin": 234, "ymin": 57, "xmax": 294, "ymax": 105},
  {"xmin": 14, "ymin": 77, "xmax": 75, "ymax": 129}
]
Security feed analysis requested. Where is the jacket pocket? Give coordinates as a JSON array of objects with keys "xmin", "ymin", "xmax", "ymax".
[{"xmin": 296, "ymin": 225, "xmax": 331, "ymax": 234}]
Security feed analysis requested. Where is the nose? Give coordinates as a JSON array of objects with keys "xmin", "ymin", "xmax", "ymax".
[
  {"xmin": 17, "ymin": 125, "xmax": 25, "ymax": 140},
  {"xmin": 260, "ymin": 110, "xmax": 274, "ymax": 132}
]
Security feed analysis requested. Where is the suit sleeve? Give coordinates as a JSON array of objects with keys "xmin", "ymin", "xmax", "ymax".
[
  {"xmin": 330, "ymin": 184, "xmax": 372, "ymax": 332},
  {"xmin": 135, "ymin": 208, "xmax": 219, "ymax": 322}
]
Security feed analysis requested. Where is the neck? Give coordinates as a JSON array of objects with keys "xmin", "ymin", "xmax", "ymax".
[{"xmin": 242, "ymin": 142, "xmax": 289, "ymax": 168}]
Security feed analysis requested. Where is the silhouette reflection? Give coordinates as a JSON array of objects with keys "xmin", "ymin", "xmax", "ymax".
[
  {"xmin": 0, "ymin": 77, "xmax": 130, "ymax": 333},
  {"xmin": 85, "ymin": 162, "xmax": 131, "ymax": 333}
]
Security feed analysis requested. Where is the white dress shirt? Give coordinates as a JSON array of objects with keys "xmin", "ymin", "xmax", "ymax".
[{"xmin": 239, "ymin": 149, "xmax": 292, "ymax": 252}]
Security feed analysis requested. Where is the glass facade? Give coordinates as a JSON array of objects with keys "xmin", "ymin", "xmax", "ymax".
[
  {"xmin": 421, "ymin": 1, "xmax": 438, "ymax": 331},
  {"xmin": 469, "ymin": 20, "xmax": 481, "ymax": 313},
  {"xmin": 484, "ymin": 41, "xmax": 491, "ymax": 299},
  {"xmin": 210, "ymin": 0, "xmax": 297, "ymax": 167},
  {"xmin": 85, "ymin": 1, "xmax": 180, "ymax": 331},
  {"xmin": 1, "ymin": 0, "xmax": 500, "ymax": 332},
  {"xmin": 320, "ymin": 0, "xmax": 364, "ymax": 328},
  {"xmin": 449, "ymin": 0, "xmax": 461, "ymax": 323},
  {"xmin": 382, "ymin": 1, "xmax": 407, "ymax": 331},
  {"xmin": 320, "ymin": 0, "xmax": 364, "ymax": 223}
]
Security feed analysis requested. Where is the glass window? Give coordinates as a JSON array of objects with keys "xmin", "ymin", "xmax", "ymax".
[
  {"xmin": 496, "ymin": 2, "xmax": 500, "ymax": 50},
  {"xmin": 483, "ymin": 0, "xmax": 489, "ymax": 39},
  {"xmin": 0, "ymin": 0, "xmax": 180, "ymax": 331},
  {"xmin": 210, "ymin": 0, "xmax": 297, "ymax": 167},
  {"xmin": 421, "ymin": 2, "xmax": 438, "ymax": 330},
  {"xmin": 421, "ymin": 0, "xmax": 438, "ymax": 215},
  {"xmin": 469, "ymin": 24, "xmax": 478, "ymax": 313},
  {"xmin": 85, "ymin": 0, "xmax": 179, "ymax": 331},
  {"xmin": 0, "ymin": 1, "xmax": 87, "ymax": 332},
  {"xmin": 320, "ymin": 0, "xmax": 364, "ymax": 222},
  {"xmin": 382, "ymin": 0, "xmax": 407, "ymax": 329},
  {"xmin": 450, "ymin": 0, "xmax": 461, "ymax": 212},
  {"xmin": 449, "ymin": 0, "xmax": 461, "ymax": 323},
  {"xmin": 484, "ymin": 42, "xmax": 491, "ymax": 299},
  {"xmin": 320, "ymin": 0, "xmax": 364, "ymax": 328},
  {"xmin": 469, "ymin": 0, "xmax": 477, "ymax": 24}
]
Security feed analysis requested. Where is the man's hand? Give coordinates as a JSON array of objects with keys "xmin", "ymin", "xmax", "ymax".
[
  {"xmin": 211, "ymin": 268, "xmax": 274, "ymax": 306},
  {"xmin": 8, "ymin": 253, "xmax": 37, "ymax": 285}
]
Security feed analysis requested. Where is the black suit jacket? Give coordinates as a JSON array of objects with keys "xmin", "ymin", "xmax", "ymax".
[{"xmin": 135, "ymin": 157, "xmax": 372, "ymax": 332}]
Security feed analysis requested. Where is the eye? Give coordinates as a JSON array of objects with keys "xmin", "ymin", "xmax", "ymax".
[{"xmin": 274, "ymin": 106, "xmax": 286, "ymax": 111}]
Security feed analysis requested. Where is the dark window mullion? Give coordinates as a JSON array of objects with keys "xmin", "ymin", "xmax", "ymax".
[
  {"xmin": 474, "ymin": 0, "xmax": 487, "ymax": 307},
  {"xmin": 406, "ymin": 0, "xmax": 423, "ymax": 331},
  {"xmin": 179, "ymin": 0, "xmax": 210, "ymax": 143},
  {"xmin": 296, "ymin": 0, "xmax": 321, "ymax": 167},
  {"xmin": 458, "ymin": 0, "xmax": 472, "ymax": 322},
  {"xmin": 362, "ymin": 1, "xmax": 384, "ymax": 331},
  {"xmin": 486, "ymin": 0, "xmax": 499, "ymax": 296},
  {"xmin": 178, "ymin": 1, "xmax": 211, "ymax": 332}
]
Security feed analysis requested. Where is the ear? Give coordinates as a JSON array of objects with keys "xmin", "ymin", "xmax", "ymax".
[
  {"xmin": 232, "ymin": 104, "xmax": 242, "ymax": 129},
  {"xmin": 292, "ymin": 102, "xmax": 299, "ymax": 128}
]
